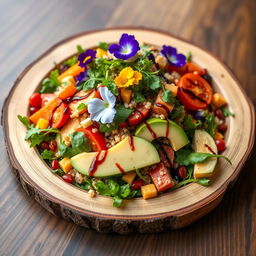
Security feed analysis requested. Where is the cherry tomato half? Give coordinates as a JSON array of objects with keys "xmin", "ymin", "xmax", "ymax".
[
  {"xmin": 167, "ymin": 62, "xmax": 206, "ymax": 76},
  {"xmin": 76, "ymin": 126, "xmax": 107, "ymax": 152},
  {"xmin": 29, "ymin": 93, "xmax": 42, "ymax": 107},
  {"xmin": 41, "ymin": 93, "xmax": 57, "ymax": 107},
  {"xmin": 51, "ymin": 102, "xmax": 70, "ymax": 128},
  {"xmin": 128, "ymin": 105, "xmax": 150, "ymax": 126},
  {"xmin": 177, "ymin": 73, "xmax": 213, "ymax": 110},
  {"xmin": 215, "ymin": 139, "xmax": 226, "ymax": 152}
]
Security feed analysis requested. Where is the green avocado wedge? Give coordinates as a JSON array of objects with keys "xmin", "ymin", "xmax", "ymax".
[
  {"xmin": 135, "ymin": 118, "xmax": 189, "ymax": 151},
  {"xmin": 71, "ymin": 136, "xmax": 160, "ymax": 177}
]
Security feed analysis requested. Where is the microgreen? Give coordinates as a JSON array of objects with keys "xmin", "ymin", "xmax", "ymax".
[{"xmin": 40, "ymin": 69, "xmax": 60, "ymax": 93}]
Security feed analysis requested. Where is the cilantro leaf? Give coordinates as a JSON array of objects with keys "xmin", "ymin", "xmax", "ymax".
[
  {"xmin": 221, "ymin": 107, "xmax": 235, "ymax": 117},
  {"xmin": 64, "ymin": 56, "xmax": 77, "ymax": 67},
  {"xmin": 175, "ymin": 149, "xmax": 232, "ymax": 166},
  {"xmin": 162, "ymin": 90, "xmax": 175, "ymax": 104},
  {"xmin": 76, "ymin": 45, "xmax": 84, "ymax": 54},
  {"xmin": 40, "ymin": 69, "xmax": 60, "ymax": 93},
  {"xmin": 98, "ymin": 42, "xmax": 109, "ymax": 51},
  {"xmin": 41, "ymin": 150, "xmax": 56, "ymax": 160},
  {"xmin": 99, "ymin": 105, "xmax": 133, "ymax": 132},
  {"xmin": 18, "ymin": 115, "xmax": 31, "ymax": 129},
  {"xmin": 144, "ymin": 75, "xmax": 161, "ymax": 90},
  {"xmin": 113, "ymin": 196, "xmax": 123, "ymax": 207}
]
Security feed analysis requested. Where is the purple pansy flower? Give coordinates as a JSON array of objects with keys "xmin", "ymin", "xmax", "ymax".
[
  {"xmin": 108, "ymin": 33, "xmax": 140, "ymax": 60},
  {"xmin": 76, "ymin": 68, "xmax": 87, "ymax": 84},
  {"xmin": 88, "ymin": 87, "xmax": 116, "ymax": 124},
  {"xmin": 78, "ymin": 49, "xmax": 96, "ymax": 67},
  {"xmin": 160, "ymin": 45, "xmax": 186, "ymax": 67}
]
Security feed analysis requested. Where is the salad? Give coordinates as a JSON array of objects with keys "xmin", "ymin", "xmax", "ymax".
[{"xmin": 18, "ymin": 33, "xmax": 233, "ymax": 208}]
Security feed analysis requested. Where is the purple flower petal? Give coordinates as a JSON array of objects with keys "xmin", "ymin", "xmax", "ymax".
[
  {"xmin": 78, "ymin": 49, "xmax": 96, "ymax": 67},
  {"xmin": 76, "ymin": 68, "xmax": 87, "ymax": 83},
  {"xmin": 160, "ymin": 45, "xmax": 186, "ymax": 67},
  {"xmin": 108, "ymin": 33, "xmax": 140, "ymax": 60}
]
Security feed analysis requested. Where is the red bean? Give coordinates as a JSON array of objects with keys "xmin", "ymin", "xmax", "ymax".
[
  {"xmin": 51, "ymin": 159, "xmax": 59, "ymax": 170},
  {"xmin": 218, "ymin": 123, "xmax": 228, "ymax": 133},
  {"xmin": 39, "ymin": 141, "xmax": 49, "ymax": 150},
  {"xmin": 131, "ymin": 180, "xmax": 144, "ymax": 190},
  {"xmin": 215, "ymin": 109, "xmax": 224, "ymax": 120},
  {"xmin": 29, "ymin": 106, "xmax": 40, "ymax": 114},
  {"xmin": 178, "ymin": 165, "xmax": 187, "ymax": 179},
  {"xmin": 215, "ymin": 139, "xmax": 226, "ymax": 152},
  {"xmin": 62, "ymin": 174, "xmax": 73, "ymax": 183},
  {"xmin": 49, "ymin": 140, "xmax": 57, "ymax": 151},
  {"xmin": 29, "ymin": 93, "xmax": 42, "ymax": 107}
]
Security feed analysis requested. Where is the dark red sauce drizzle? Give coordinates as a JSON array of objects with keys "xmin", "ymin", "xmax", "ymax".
[
  {"xmin": 115, "ymin": 163, "xmax": 125, "ymax": 174},
  {"xmin": 89, "ymin": 150, "xmax": 108, "ymax": 176},
  {"xmin": 128, "ymin": 136, "xmax": 135, "ymax": 151},
  {"xmin": 64, "ymin": 90, "xmax": 94, "ymax": 104},
  {"xmin": 144, "ymin": 121, "xmax": 157, "ymax": 139},
  {"xmin": 155, "ymin": 103, "xmax": 170, "ymax": 114},
  {"xmin": 204, "ymin": 144, "xmax": 216, "ymax": 155}
]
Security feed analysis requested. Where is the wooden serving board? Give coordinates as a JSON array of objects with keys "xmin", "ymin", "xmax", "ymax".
[{"xmin": 2, "ymin": 27, "xmax": 255, "ymax": 234}]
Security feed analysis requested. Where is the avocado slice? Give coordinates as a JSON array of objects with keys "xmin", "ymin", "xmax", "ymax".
[
  {"xmin": 193, "ymin": 129, "xmax": 218, "ymax": 178},
  {"xmin": 135, "ymin": 118, "xmax": 189, "ymax": 151},
  {"xmin": 71, "ymin": 136, "xmax": 160, "ymax": 177}
]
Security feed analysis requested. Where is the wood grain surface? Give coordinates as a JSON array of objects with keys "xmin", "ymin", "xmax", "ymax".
[{"xmin": 0, "ymin": 0, "xmax": 255, "ymax": 255}]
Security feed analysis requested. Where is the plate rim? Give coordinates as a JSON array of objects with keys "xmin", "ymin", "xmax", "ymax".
[{"xmin": 2, "ymin": 26, "xmax": 255, "ymax": 220}]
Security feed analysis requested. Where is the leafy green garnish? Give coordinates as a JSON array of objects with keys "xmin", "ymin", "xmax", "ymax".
[
  {"xmin": 183, "ymin": 115, "xmax": 202, "ymax": 130},
  {"xmin": 99, "ymin": 105, "xmax": 133, "ymax": 132},
  {"xmin": 162, "ymin": 90, "xmax": 175, "ymax": 104},
  {"xmin": 169, "ymin": 100, "xmax": 184, "ymax": 120},
  {"xmin": 40, "ymin": 69, "xmax": 60, "ymax": 93},
  {"xmin": 98, "ymin": 42, "xmax": 109, "ymax": 51},
  {"xmin": 175, "ymin": 149, "xmax": 232, "ymax": 166},
  {"xmin": 174, "ymin": 178, "xmax": 211, "ymax": 189},
  {"xmin": 76, "ymin": 45, "xmax": 84, "ymax": 54},
  {"xmin": 144, "ymin": 75, "xmax": 161, "ymax": 90},
  {"xmin": 221, "ymin": 107, "xmax": 235, "ymax": 117},
  {"xmin": 186, "ymin": 51, "xmax": 192, "ymax": 62},
  {"xmin": 40, "ymin": 150, "xmax": 56, "ymax": 160},
  {"xmin": 59, "ymin": 131, "xmax": 91, "ymax": 158},
  {"xmin": 18, "ymin": 115, "xmax": 59, "ymax": 147},
  {"xmin": 64, "ymin": 56, "xmax": 77, "ymax": 67},
  {"xmin": 77, "ymin": 103, "xmax": 87, "ymax": 111},
  {"xmin": 204, "ymin": 114, "xmax": 217, "ymax": 137},
  {"xmin": 113, "ymin": 196, "xmax": 123, "ymax": 207},
  {"xmin": 135, "ymin": 169, "xmax": 147, "ymax": 182},
  {"xmin": 51, "ymin": 168, "xmax": 65, "ymax": 176}
]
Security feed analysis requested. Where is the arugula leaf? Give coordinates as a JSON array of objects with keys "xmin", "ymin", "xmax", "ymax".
[
  {"xmin": 64, "ymin": 56, "xmax": 77, "ymax": 67},
  {"xmin": 76, "ymin": 45, "xmax": 84, "ymax": 54},
  {"xmin": 18, "ymin": 115, "xmax": 31, "ymax": 129},
  {"xmin": 51, "ymin": 168, "xmax": 65, "ymax": 176},
  {"xmin": 59, "ymin": 132, "xmax": 91, "ymax": 158},
  {"xmin": 40, "ymin": 69, "xmax": 60, "ymax": 93},
  {"xmin": 175, "ymin": 149, "xmax": 232, "ymax": 166},
  {"xmin": 204, "ymin": 114, "xmax": 217, "ymax": 137},
  {"xmin": 186, "ymin": 51, "xmax": 192, "ymax": 62},
  {"xmin": 174, "ymin": 178, "xmax": 211, "ymax": 189},
  {"xmin": 113, "ymin": 196, "xmax": 123, "ymax": 207},
  {"xmin": 99, "ymin": 105, "xmax": 133, "ymax": 132},
  {"xmin": 77, "ymin": 103, "xmax": 87, "ymax": 111},
  {"xmin": 40, "ymin": 150, "xmax": 56, "ymax": 160},
  {"xmin": 98, "ymin": 42, "xmax": 109, "ymax": 51},
  {"xmin": 221, "ymin": 107, "xmax": 235, "ymax": 117},
  {"xmin": 162, "ymin": 90, "xmax": 175, "ymax": 104}
]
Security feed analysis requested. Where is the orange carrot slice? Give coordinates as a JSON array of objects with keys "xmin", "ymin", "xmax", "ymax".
[
  {"xmin": 58, "ymin": 63, "xmax": 84, "ymax": 81},
  {"xmin": 58, "ymin": 83, "xmax": 77, "ymax": 100}
]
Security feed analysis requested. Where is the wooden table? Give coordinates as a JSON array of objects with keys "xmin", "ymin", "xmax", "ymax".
[{"xmin": 0, "ymin": 0, "xmax": 255, "ymax": 255}]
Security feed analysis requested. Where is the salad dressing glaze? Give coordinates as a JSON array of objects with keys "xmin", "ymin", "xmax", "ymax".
[
  {"xmin": 89, "ymin": 150, "xmax": 108, "ymax": 176},
  {"xmin": 144, "ymin": 121, "xmax": 157, "ymax": 139},
  {"xmin": 115, "ymin": 163, "xmax": 125, "ymax": 174},
  {"xmin": 128, "ymin": 136, "xmax": 135, "ymax": 151}
]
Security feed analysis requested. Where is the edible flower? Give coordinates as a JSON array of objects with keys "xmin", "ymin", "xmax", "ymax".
[
  {"xmin": 160, "ymin": 45, "xmax": 186, "ymax": 67},
  {"xmin": 78, "ymin": 49, "xmax": 96, "ymax": 68},
  {"xmin": 114, "ymin": 67, "xmax": 142, "ymax": 88},
  {"xmin": 87, "ymin": 87, "xmax": 116, "ymax": 124},
  {"xmin": 108, "ymin": 33, "xmax": 140, "ymax": 60},
  {"xmin": 76, "ymin": 68, "xmax": 87, "ymax": 83}
]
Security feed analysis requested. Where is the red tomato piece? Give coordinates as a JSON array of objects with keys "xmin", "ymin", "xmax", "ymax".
[
  {"xmin": 76, "ymin": 126, "xmax": 107, "ymax": 152},
  {"xmin": 51, "ymin": 159, "xmax": 59, "ymax": 170},
  {"xmin": 62, "ymin": 174, "xmax": 73, "ymax": 183},
  {"xmin": 167, "ymin": 62, "xmax": 205, "ymax": 76},
  {"xmin": 51, "ymin": 102, "xmax": 70, "ymax": 128},
  {"xmin": 131, "ymin": 180, "xmax": 144, "ymax": 190},
  {"xmin": 215, "ymin": 139, "xmax": 226, "ymax": 152},
  {"xmin": 29, "ymin": 106, "xmax": 40, "ymax": 114},
  {"xmin": 29, "ymin": 93, "xmax": 42, "ymax": 107},
  {"xmin": 127, "ymin": 105, "xmax": 150, "ymax": 126},
  {"xmin": 177, "ymin": 73, "xmax": 213, "ymax": 110},
  {"xmin": 178, "ymin": 166, "xmax": 187, "ymax": 179},
  {"xmin": 41, "ymin": 93, "xmax": 57, "ymax": 107},
  {"xmin": 149, "ymin": 163, "xmax": 176, "ymax": 192}
]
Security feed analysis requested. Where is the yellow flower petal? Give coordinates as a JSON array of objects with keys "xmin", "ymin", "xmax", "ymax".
[
  {"xmin": 133, "ymin": 71, "xmax": 142, "ymax": 85},
  {"xmin": 114, "ymin": 67, "xmax": 142, "ymax": 88}
]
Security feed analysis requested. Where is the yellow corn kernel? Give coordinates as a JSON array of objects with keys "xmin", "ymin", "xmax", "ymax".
[
  {"xmin": 212, "ymin": 93, "xmax": 227, "ymax": 108},
  {"xmin": 36, "ymin": 118, "xmax": 49, "ymax": 129},
  {"xmin": 165, "ymin": 83, "xmax": 178, "ymax": 97},
  {"xmin": 214, "ymin": 131, "xmax": 224, "ymax": 140},
  {"xmin": 61, "ymin": 75, "xmax": 76, "ymax": 85},
  {"xmin": 122, "ymin": 172, "xmax": 136, "ymax": 185},
  {"xmin": 96, "ymin": 48, "xmax": 108, "ymax": 58},
  {"xmin": 141, "ymin": 184, "xmax": 157, "ymax": 199},
  {"xmin": 59, "ymin": 157, "xmax": 72, "ymax": 173}
]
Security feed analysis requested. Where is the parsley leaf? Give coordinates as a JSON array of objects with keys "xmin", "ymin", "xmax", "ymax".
[
  {"xmin": 162, "ymin": 90, "xmax": 175, "ymax": 104},
  {"xmin": 41, "ymin": 150, "xmax": 56, "ymax": 160},
  {"xmin": 40, "ymin": 69, "xmax": 60, "ymax": 93},
  {"xmin": 221, "ymin": 107, "xmax": 235, "ymax": 117},
  {"xmin": 175, "ymin": 149, "xmax": 232, "ymax": 166},
  {"xmin": 144, "ymin": 75, "xmax": 161, "ymax": 90},
  {"xmin": 113, "ymin": 196, "xmax": 123, "ymax": 207},
  {"xmin": 99, "ymin": 105, "xmax": 133, "ymax": 132},
  {"xmin": 98, "ymin": 42, "xmax": 109, "ymax": 51}
]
